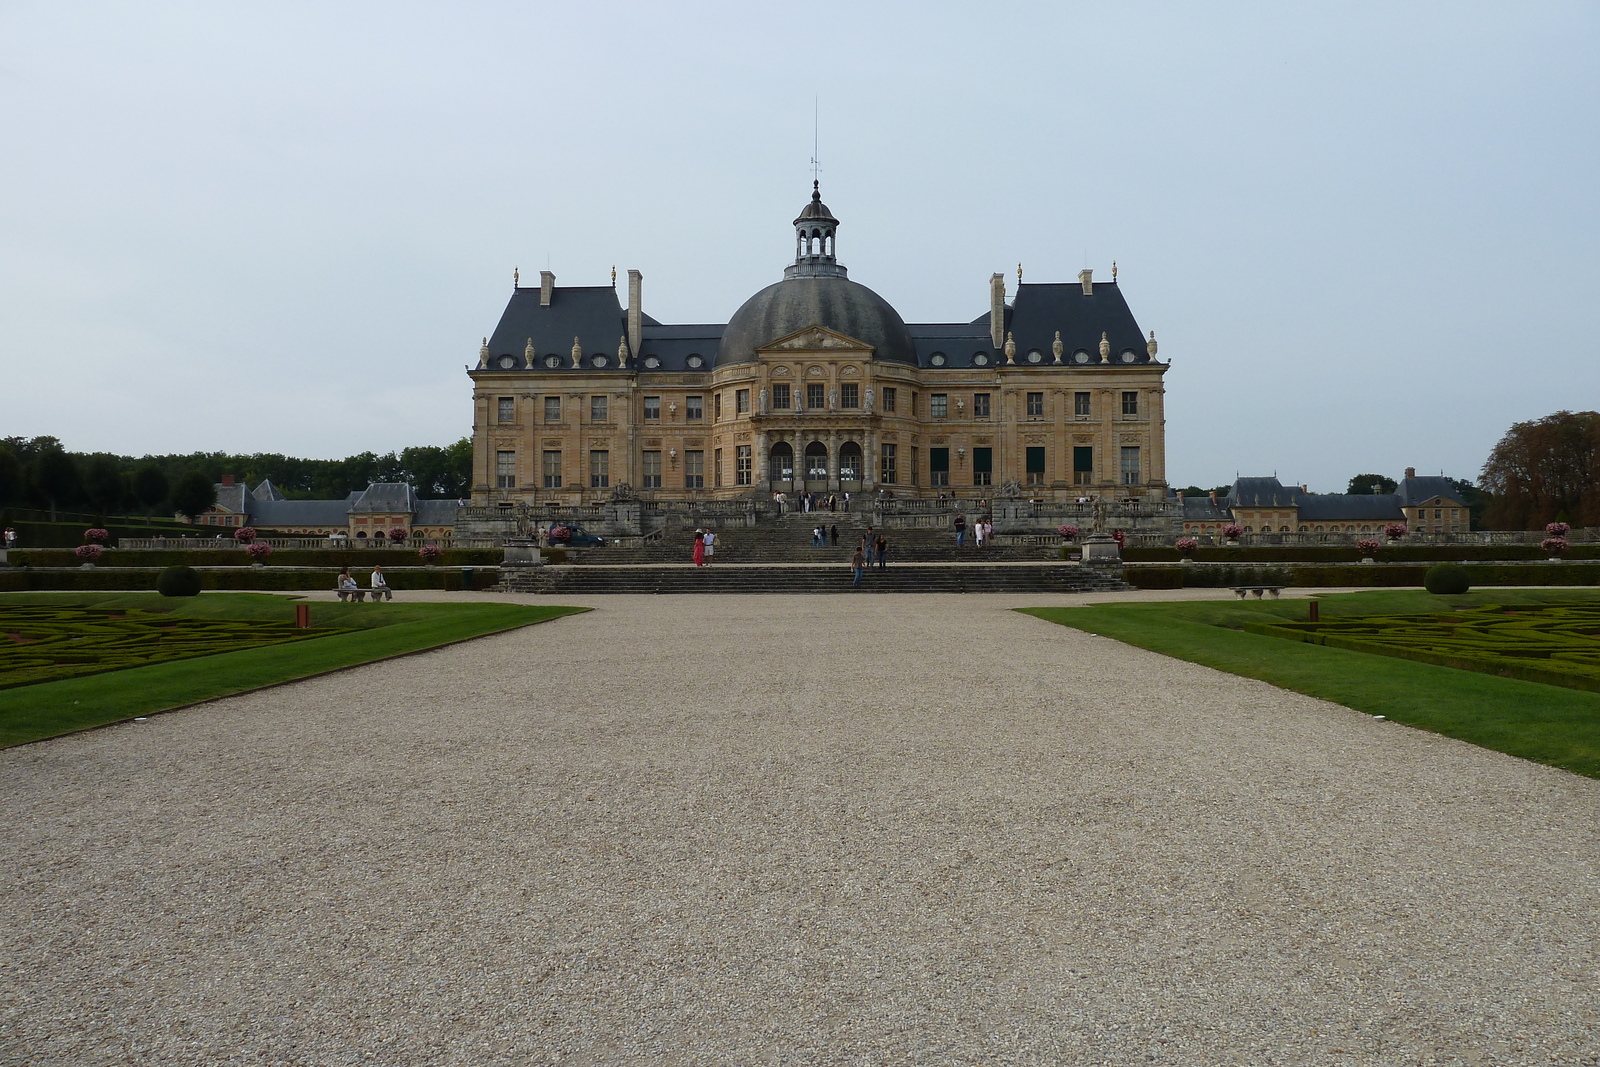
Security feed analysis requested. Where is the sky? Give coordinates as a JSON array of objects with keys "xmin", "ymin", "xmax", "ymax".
[{"xmin": 1, "ymin": 1, "xmax": 1596, "ymax": 493}]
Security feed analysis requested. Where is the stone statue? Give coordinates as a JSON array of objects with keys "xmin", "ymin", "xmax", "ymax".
[
  {"xmin": 1092, "ymin": 497, "xmax": 1107, "ymax": 533},
  {"xmin": 571, "ymin": 336, "xmax": 583, "ymax": 368},
  {"xmin": 865, "ymin": 387, "xmax": 874, "ymax": 412},
  {"xmin": 758, "ymin": 387, "xmax": 768, "ymax": 415},
  {"xmin": 829, "ymin": 386, "xmax": 838, "ymax": 410}
]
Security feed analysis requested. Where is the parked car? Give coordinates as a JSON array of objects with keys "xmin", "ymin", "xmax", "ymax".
[{"xmin": 546, "ymin": 524, "xmax": 606, "ymax": 547}]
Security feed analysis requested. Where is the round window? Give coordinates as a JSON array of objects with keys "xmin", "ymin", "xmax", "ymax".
[
  {"xmin": 643, "ymin": 356, "xmax": 660, "ymax": 369},
  {"xmin": 687, "ymin": 354, "xmax": 704, "ymax": 369},
  {"xmin": 497, "ymin": 354, "xmax": 516, "ymax": 369},
  {"xmin": 1073, "ymin": 350, "xmax": 1090, "ymax": 364},
  {"xmin": 973, "ymin": 353, "xmax": 989, "ymax": 366},
  {"xmin": 1027, "ymin": 350, "xmax": 1043, "ymax": 364},
  {"xmin": 1120, "ymin": 350, "xmax": 1136, "ymax": 363},
  {"xmin": 592, "ymin": 355, "xmax": 607, "ymax": 368},
  {"xmin": 544, "ymin": 354, "xmax": 562, "ymax": 368},
  {"xmin": 930, "ymin": 352, "xmax": 946, "ymax": 366}
]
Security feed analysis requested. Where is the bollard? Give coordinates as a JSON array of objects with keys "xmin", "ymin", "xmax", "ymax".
[
  {"xmin": 1308, "ymin": 601, "xmax": 1320, "ymax": 623},
  {"xmin": 294, "ymin": 603, "xmax": 310, "ymax": 628}
]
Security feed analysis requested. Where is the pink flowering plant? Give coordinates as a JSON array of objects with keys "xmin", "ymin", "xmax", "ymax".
[
  {"xmin": 233, "ymin": 526, "xmax": 258, "ymax": 543},
  {"xmin": 1541, "ymin": 536, "xmax": 1569, "ymax": 556},
  {"xmin": 1058, "ymin": 524, "xmax": 1079, "ymax": 540},
  {"xmin": 418, "ymin": 545, "xmax": 444, "ymax": 564},
  {"xmin": 1357, "ymin": 538, "xmax": 1381, "ymax": 557},
  {"xmin": 83, "ymin": 527, "xmax": 110, "ymax": 544},
  {"xmin": 1383, "ymin": 522, "xmax": 1407, "ymax": 539},
  {"xmin": 548, "ymin": 525, "xmax": 572, "ymax": 543},
  {"xmin": 74, "ymin": 543, "xmax": 104, "ymax": 562},
  {"xmin": 1222, "ymin": 524, "xmax": 1243, "ymax": 540},
  {"xmin": 1175, "ymin": 537, "xmax": 1199, "ymax": 555},
  {"xmin": 1547, "ymin": 521, "xmax": 1571, "ymax": 538},
  {"xmin": 245, "ymin": 541, "xmax": 273, "ymax": 562},
  {"xmin": 388, "ymin": 526, "xmax": 408, "ymax": 543}
]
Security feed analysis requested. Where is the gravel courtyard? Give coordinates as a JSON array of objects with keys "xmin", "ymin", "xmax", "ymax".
[{"xmin": 3, "ymin": 592, "xmax": 1598, "ymax": 1066}]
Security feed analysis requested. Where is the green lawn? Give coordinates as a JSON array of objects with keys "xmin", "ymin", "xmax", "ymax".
[
  {"xmin": 1021, "ymin": 589, "xmax": 1600, "ymax": 779},
  {"xmin": 0, "ymin": 592, "xmax": 587, "ymax": 747}
]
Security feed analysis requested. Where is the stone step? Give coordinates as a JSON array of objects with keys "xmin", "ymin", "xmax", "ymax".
[{"xmin": 500, "ymin": 563, "xmax": 1129, "ymax": 595}]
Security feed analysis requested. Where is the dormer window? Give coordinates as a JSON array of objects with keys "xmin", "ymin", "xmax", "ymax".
[{"xmin": 686, "ymin": 353, "xmax": 705, "ymax": 369}]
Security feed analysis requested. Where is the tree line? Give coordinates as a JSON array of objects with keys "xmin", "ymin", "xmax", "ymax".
[{"xmin": 0, "ymin": 436, "xmax": 473, "ymax": 521}]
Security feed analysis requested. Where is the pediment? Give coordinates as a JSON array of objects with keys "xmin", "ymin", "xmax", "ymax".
[{"xmin": 757, "ymin": 325, "xmax": 875, "ymax": 354}]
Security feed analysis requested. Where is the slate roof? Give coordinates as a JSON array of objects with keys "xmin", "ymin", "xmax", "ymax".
[
  {"xmin": 1230, "ymin": 477, "xmax": 1304, "ymax": 507},
  {"xmin": 212, "ymin": 483, "xmax": 249, "ymax": 515},
  {"xmin": 485, "ymin": 285, "xmax": 629, "ymax": 372},
  {"xmin": 1397, "ymin": 476, "xmax": 1466, "ymax": 507},
  {"xmin": 247, "ymin": 498, "xmax": 353, "ymax": 528},
  {"xmin": 719, "ymin": 275, "xmax": 918, "ymax": 366},
  {"xmin": 1175, "ymin": 494, "xmax": 1231, "ymax": 522},
  {"xmin": 251, "ymin": 479, "xmax": 287, "ymax": 501},
  {"xmin": 637, "ymin": 324, "xmax": 724, "ymax": 372},
  {"xmin": 351, "ymin": 483, "xmax": 416, "ymax": 514},
  {"xmin": 1007, "ymin": 282, "xmax": 1152, "ymax": 368},
  {"xmin": 414, "ymin": 499, "xmax": 459, "ymax": 525},
  {"xmin": 1296, "ymin": 495, "xmax": 1405, "ymax": 522},
  {"xmin": 907, "ymin": 324, "xmax": 998, "ymax": 368}
]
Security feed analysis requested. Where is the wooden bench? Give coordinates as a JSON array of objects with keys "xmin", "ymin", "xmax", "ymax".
[
  {"xmin": 1232, "ymin": 586, "xmax": 1284, "ymax": 599},
  {"xmin": 336, "ymin": 586, "xmax": 367, "ymax": 602}
]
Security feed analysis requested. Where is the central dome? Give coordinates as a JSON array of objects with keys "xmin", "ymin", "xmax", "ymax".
[{"xmin": 718, "ymin": 184, "xmax": 918, "ymax": 366}]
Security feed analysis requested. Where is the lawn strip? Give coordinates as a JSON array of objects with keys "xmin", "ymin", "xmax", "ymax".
[
  {"xmin": 0, "ymin": 602, "xmax": 587, "ymax": 747},
  {"xmin": 1020, "ymin": 592, "xmax": 1600, "ymax": 779}
]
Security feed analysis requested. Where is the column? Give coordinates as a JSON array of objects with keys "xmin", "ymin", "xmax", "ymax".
[
  {"xmin": 863, "ymin": 428, "xmax": 877, "ymax": 490},
  {"xmin": 827, "ymin": 429, "xmax": 840, "ymax": 492},
  {"xmin": 755, "ymin": 430, "xmax": 769, "ymax": 493}
]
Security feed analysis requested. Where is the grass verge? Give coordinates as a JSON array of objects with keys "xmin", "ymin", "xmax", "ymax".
[
  {"xmin": 0, "ymin": 591, "xmax": 587, "ymax": 747},
  {"xmin": 1020, "ymin": 588, "xmax": 1600, "ymax": 779}
]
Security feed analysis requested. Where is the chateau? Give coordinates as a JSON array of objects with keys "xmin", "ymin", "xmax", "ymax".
[{"xmin": 468, "ymin": 185, "xmax": 1169, "ymax": 506}]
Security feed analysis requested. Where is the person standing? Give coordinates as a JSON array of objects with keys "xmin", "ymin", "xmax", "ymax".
[
  {"xmin": 852, "ymin": 545, "xmax": 865, "ymax": 588},
  {"xmin": 830, "ymin": 523, "xmax": 838, "ymax": 547},
  {"xmin": 843, "ymin": 491, "xmax": 851, "ymax": 511},
  {"xmin": 974, "ymin": 519, "xmax": 986, "ymax": 550},
  {"xmin": 862, "ymin": 527, "xmax": 876, "ymax": 566},
  {"xmin": 875, "ymin": 531, "xmax": 888, "ymax": 568},
  {"xmin": 1112, "ymin": 527, "xmax": 1125, "ymax": 549},
  {"xmin": 3, "ymin": 526, "xmax": 16, "ymax": 551},
  {"xmin": 703, "ymin": 527, "xmax": 716, "ymax": 563},
  {"xmin": 953, "ymin": 512, "xmax": 966, "ymax": 548},
  {"xmin": 692, "ymin": 529, "xmax": 706, "ymax": 566},
  {"xmin": 370, "ymin": 564, "xmax": 392, "ymax": 601}
]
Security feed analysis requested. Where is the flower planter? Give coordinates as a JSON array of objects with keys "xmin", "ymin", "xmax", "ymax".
[{"xmin": 1360, "ymin": 557, "xmax": 1375, "ymax": 565}]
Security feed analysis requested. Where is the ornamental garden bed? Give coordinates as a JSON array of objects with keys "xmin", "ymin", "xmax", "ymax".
[
  {"xmin": 0, "ymin": 567, "xmax": 500, "ymax": 593},
  {"xmin": 6, "ymin": 547, "xmax": 502, "ymax": 569},
  {"xmin": 1123, "ymin": 562, "xmax": 1600, "ymax": 590},
  {"xmin": 1122, "ymin": 544, "xmax": 1600, "ymax": 564}
]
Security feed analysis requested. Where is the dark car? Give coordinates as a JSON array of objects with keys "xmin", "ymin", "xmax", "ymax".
[{"xmin": 546, "ymin": 524, "xmax": 606, "ymax": 547}]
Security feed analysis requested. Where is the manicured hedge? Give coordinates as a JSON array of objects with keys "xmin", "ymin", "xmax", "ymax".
[
  {"xmin": 1, "ymin": 519, "xmax": 196, "ymax": 550},
  {"xmin": 0, "ymin": 567, "xmax": 501, "ymax": 593},
  {"xmin": 1122, "ymin": 543, "xmax": 1600, "ymax": 564},
  {"xmin": 1122, "ymin": 562, "xmax": 1600, "ymax": 590},
  {"xmin": 8, "ymin": 547, "xmax": 501, "ymax": 569}
]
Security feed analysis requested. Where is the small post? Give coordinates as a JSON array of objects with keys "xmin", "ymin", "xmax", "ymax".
[
  {"xmin": 1308, "ymin": 601, "xmax": 1320, "ymax": 623},
  {"xmin": 294, "ymin": 603, "xmax": 310, "ymax": 628}
]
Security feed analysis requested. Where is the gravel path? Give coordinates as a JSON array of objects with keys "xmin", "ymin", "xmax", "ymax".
[{"xmin": 3, "ymin": 592, "xmax": 1597, "ymax": 1066}]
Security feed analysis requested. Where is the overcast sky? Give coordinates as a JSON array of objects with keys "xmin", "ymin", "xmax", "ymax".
[{"xmin": 2, "ymin": 2, "xmax": 1595, "ymax": 492}]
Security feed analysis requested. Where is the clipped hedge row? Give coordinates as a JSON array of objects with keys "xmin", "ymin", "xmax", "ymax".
[
  {"xmin": 1122, "ymin": 563, "xmax": 1600, "ymax": 590},
  {"xmin": 1, "ymin": 519, "xmax": 196, "ymax": 550},
  {"xmin": 1122, "ymin": 544, "xmax": 1600, "ymax": 564},
  {"xmin": 0, "ymin": 567, "xmax": 501, "ymax": 593},
  {"xmin": 8, "ymin": 547, "xmax": 502, "ymax": 569}
]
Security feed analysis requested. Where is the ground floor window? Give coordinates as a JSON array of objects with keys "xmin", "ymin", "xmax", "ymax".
[
  {"xmin": 589, "ymin": 449, "xmax": 609, "ymax": 489},
  {"xmin": 1120, "ymin": 446, "xmax": 1141, "ymax": 486},
  {"xmin": 972, "ymin": 447, "xmax": 992, "ymax": 487},
  {"xmin": 930, "ymin": 447, "xmax": 949, "ymax": 488},
  {"xmin": 496, "ymin": 450, "xmax": 516, "ymax": 489},
  {"xmin": 542, "ymin": 450, "xmax": 562, "ymax": 489},
  {"xmin": 684, "ymin": 450, "xmax": 704, "ymax": 489},
  {"xmin": 1073, "ymin": 446, "xmax": 1093, "ymax": 486},
  {"xmin": 839, "ymin": 441, "xmax": 862, "ymax": 481},
  {"xmin": 642, "ymin": 450, "xmax": 662, "ymax": 489},
  {"xmin": 880, "ymin": 443, "xmax": 897, "ymax": 484},
  {"xmin": 805, "ymin": 442, "xmax": 828, "ymax": 480},
  {"xmin": 769, "ymin": 442, "xmax": 793, "ymax": 482},
  {"xmin": 1026, "ymin": 446, "xmax": 1046, "ymax": 485},
  {"xmin": 736, "ymin": 445, "xmax": 752, "ymax": 485}
]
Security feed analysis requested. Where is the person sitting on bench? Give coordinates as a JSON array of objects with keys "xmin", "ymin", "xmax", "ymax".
[
  {"xmin": 336, "ymin": 567, "xmax": 364, "ymax": 602},
  {"xmin": 370, "ymin": 564, "xmax": 392, "ymax": 601}
]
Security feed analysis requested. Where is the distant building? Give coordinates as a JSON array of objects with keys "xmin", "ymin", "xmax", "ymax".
[
  {"xmin": 195, "ymin": 476, "xmax": 457, "ymax": 539},
  {"xmin": 1177, "ymin": 471, "xmax": 1470, "ymax": 537}
]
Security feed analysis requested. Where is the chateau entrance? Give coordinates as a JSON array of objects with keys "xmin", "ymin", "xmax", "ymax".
[
  {"xmin": 768, "ymin": 441, "xmax": 794, "ymax": 487},
  {"xmin": 839, "ymin": 441, "xmax": 863, "ymax": 490},
  {"xmin": 804, "ymin": 442, "xmax": 829, "ymax": 489}
]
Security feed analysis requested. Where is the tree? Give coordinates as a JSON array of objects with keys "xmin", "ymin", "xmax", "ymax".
[
  {"xmin": 170, "ymin": 470, "xmax": 217, "ymax": 522},
  {"xmin": 1346, "ymin": 473, "xmax": 1396, "ymax": 496},
  {"xmin": 132, "ymin": 463, "xmax": 170, "ymax": 517},
  {"xmin": 1480, "ymin": 410, "xmax": 1600, "ymax": 529},
  {"xmin": 0, "ymin": 443, "xmax": 21, "ymax": 505},
  {"xmin": 81, "ymin": 454, "xmax": 126, "ymax": 515},
  {"xmin": 30, "ymin": 447, "xmax": 80, "ymax": 520}
]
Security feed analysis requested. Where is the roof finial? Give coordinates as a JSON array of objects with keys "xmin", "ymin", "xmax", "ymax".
[
  {"xmin": 1052, "ymin": 330, "xmax": 1064, "ymax": 364},
  {"xmin": 1111, "ymin": 260, "xmax": 1118, "ymax": 282},
  {"xmin": 1004, "ymin": 332, "xmax": 1017, "ymax": 364},
  {"xmin": 1099, "ymin": 331, "xmax": 1111, "ymax": 363},
  {"xmin": 1016, "ymin": 262, "xmax": 1023, "ymax": 286},
  {"xmin": 611, "ymin": 265, "xmax": 616, "ymax": 288},
  {"xmin": 810, "ymin": 95, "xmax": 821, "ymax": 188},
  {"xmin": 513, "ymin": 266, "xmax": 519, "ymax": 288},
  {"xmin": 571, "ymin": 336, "xmax": 582, "ymax": 368}
]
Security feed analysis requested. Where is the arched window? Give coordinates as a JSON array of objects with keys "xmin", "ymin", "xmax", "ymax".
[
  {"xmin": 804, "ymin": 441, "xmax": 828, "ymax": 480},
  {"xmin": 769, "ymin": 441, "xmax": 794, "ymax": 483},
  {"xmin": 838, "ymin": 441, "xmax": 863, "ymax": 481}
]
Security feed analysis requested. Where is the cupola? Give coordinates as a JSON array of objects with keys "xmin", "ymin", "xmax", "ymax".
[{"xmin": 786, "ymin": 181, "xmax": 847, "ymax": 280}]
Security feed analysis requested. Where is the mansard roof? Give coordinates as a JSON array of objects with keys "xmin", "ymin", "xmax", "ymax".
[
  {"xmin": 1397, "ymin": 476, "xmax": 1467, "ymax": 507},
  {"xmin": 1296, "ymin": 495, "xmax": 1406, "ymax": 522},
  {"xmin": 1008, "ymin": 281, "xmax": 1152, "ymax": 365},
  {"xmin": 351, "ymin": 483, "xmax": 416, "ymax": 513},
  {"xmin": 485, "ymin": 285, "xmax": 628, "ymax": 371}
]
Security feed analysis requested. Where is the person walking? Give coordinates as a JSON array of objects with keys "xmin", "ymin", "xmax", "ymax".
[
  {"xmin": 852, "ymin": 545, "xmax": 865, "ymax": 588},
  {"xmin": 862, "ymin": 527, "xmax": 876, "ymax": 566},
  {"xmin": 974, "ymin": 519, "xmax": 986, "ymax": 550},
  {"xmin": 692, "ymin": 529, "xmax": 706, "ymax": 566},
  {"xmin": 843, "ymin": 491, "xmax": 851, "ymax": 511},
  {"xmin": 875, "ymin": 531, "xmax": 888, "ymax": 568},
  {"xmin": 983, "ymin": 518, "xmax": 994, "ymax": 549},
  {"xmin": 953, "ymin": 511, "xmax": 966, "ymax": 548},
  {"xmin": 702, "ymin": 527, "xmax": 716, "ymax": 563},
  {"xmin": 370, "ymin": 564, "xmax": 392, "ymax": 601},
  {"xmin": 3, "ymin": 526, "xmax": 15, "ymax": 551},
  {"xmin": 830, "ymin": 523, "xmax": 838, "ymax": 547}
]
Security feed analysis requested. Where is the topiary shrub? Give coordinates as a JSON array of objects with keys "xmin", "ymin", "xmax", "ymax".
[
  {"xmin": 157, "ymin": 564, "xmax": 203, "ymax": 597},
  {"xmin": 1424, "ymin": 562, "xmax": 1471, "ymax": 595}
]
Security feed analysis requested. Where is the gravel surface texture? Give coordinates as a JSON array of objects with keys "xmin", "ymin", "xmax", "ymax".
[{"xmin": 3, "ymin": 591, "xmax": 1598, "ymax": 1066}]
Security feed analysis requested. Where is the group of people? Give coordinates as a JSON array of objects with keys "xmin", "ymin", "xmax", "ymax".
[
  {"xmin": 2, "ymin": 526, "xmax": 15, "ymax": 551},
  {"xmin": 812, "ymin": 525, "xmax": 838, "ymax": 547},
  {"xmin": 335, "ymin": 564, "xmax": 392, "ymax": 601},
  {"xmin": 951, "ymin": 513, "xmax": 995, "ymax": 548},
  {"xmin": 690, "ymin": 528, "xmax": 717, "ymax": 566},
  {"xmin": 851, "ymin": 527, "xmax": 889, "ymax": 586},
  {"xmin": 774, "ymin": 491, "xmax": 848, "ymax": 515}
]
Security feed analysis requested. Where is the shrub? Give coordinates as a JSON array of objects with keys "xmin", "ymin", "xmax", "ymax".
[
  {"xmin": 418, "ymin": 545, "xmax": 444, "ymax": 564},
  {"xmin": 388, "ymin": 526, "xmax": 407, "ymax": 543},
  {"xmin": 1222, "ymin": 524, "xmax": 1243, "ymax": 540},
  {"xmin": 1175, "ymin": 537, "xmax": 1198, "ymax": 555},
  {"xmin": 1424, "ymin": 562, "xmax": 1471, "ymax": 595},
  {"xmin": 1356, "ymin": 538, "xmax": 1381, "ymax": 557},
  {"xmin": 73, "ymin": 544, "xmax": 104, "ymax": 562},
  {"xmin": 1384, "ymin": 523, "xmax": 1408, "ymax": 539},
  {"xmin": 234, "ymin": 526, "xmax": 258, "ymax": 543},
  {"xmin": 83, "ymin": 527, "xmax": 110, "ymax": 544},
  {"xmin": 1547, "ymin": 521, "xmax": 1571, "ymax": 538},
  {"xmin": 246, "ymin": 541, "xmax": 273, "ymax": 562},
  {"xmin": 548, "ymin": 525, "xmax": 571, "ymax": 543},
  {"xmin": 157, "ymin": 565, "xmax": 203, "ymax": 597},
  {"xmin": 1542, "ymin": 537, "xmax": 1569, "ymax": 556},
  {"xmin": 1058, "ymin": 524, "xmax": 1079, "ymax": 540}
]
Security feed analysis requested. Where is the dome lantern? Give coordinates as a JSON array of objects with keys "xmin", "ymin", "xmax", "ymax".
[{"xmin": 787, "ymin": 181, "xmax": 847, "ymax": 280}]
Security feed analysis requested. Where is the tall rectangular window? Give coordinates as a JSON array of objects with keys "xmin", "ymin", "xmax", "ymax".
[
  {"xmin": 497, "ymin": 396, "xmax": 514, "ymax": 424},
  {"xmin": 841, "ymin": 383, "xmax": 859, "ymax": 408},
  {"xmin": 973, "ymin": 446, "xmax": 992, "ymax": 487},
  {"xmin": 1122, "ymin": 391, "xmax": 1139, "ymax": 416},
  {"xmin": 544, "ymin": 396, "xmax": 561, "ymax": 422},
  {"xmin": 1026, "ymin": 446, "xmax": 1046, "ymax": 485},
  {"xmin": 1027, "ymin": 392, "xmax": 1044, "ymax": 418},
  {"xmin": 807, "ymin": 383, "xmax": 825, "ymax": 409},
  {"xmin": 714, "ymin": 448, "xmax": 723, "ymax": 487},
  {"xmin": 912, "ymin": 392, "xmax": 920, "ymax": 416},
  {"xmin": 1120, "ymin": 445, "xmax": 1141, "ymax": 485},
  {"xmin": 495, "ymin": 450, "xmax": 516, "ymax": 489},
  {"xmin": 931, "ymin": 393, "xmax": 948, "ymax": 419},
  {"xmin": 686, "ymin": 395, "xmax": 703, "ymax": 420},
  {"xmin": 973, "ymin": 393, "xmax": 990, "ymax": 418},
  {"xmin": 880, "ymin": 443, "xmax": 897, "ymax": 484},
  {"xmin": 714, "ymin": 393, "xmax": 723, "ymax": 420},
  {"xmin": 773, "ymin": 383, "xmax": 791, "ymax": 410},
  {"xmin": 643, "ymin": 396, "xmax": 661, "ymax": 420},
  {"xmin": 930, "ymin": 447, "xmax": 949, "ymax": 487},
  {"xmin": 911, "ymin": 446, "xmax": 919, "ymax": 486},
  {"xmin": 1074, "ymin": 391, "xmax": 1091, "ymax": 417},
  {"xmin": 684, "ymin": 450, "xmax": 705, "ymax": 489},
  {"xmin": 736, "ymin": 445, "xmax": 752, "ymax": 485},
  {"xmin": 1073, "ymin": 446, "xmax": 1093, "ymax": 486},
  {"xmin": 642, "ymin": 450, "xmax": 662, "ymax": 489},
  {"xmin": 542, "ymin": 450, "xmax": 562, "ymax": 489},
  {"xmin": 589, "ymin": 450, "xmax": 609, "ymax": 489},
  {"xmin": 882, "ymin": 387, "xmax": 896, "ymax": 412},
  {"xmin": 590, "ymin": 395, "xmax": 608, "ymax": 422},
  {"xmin": 736, "ymin": 388, "xmax": 750, "ymax": 414}
]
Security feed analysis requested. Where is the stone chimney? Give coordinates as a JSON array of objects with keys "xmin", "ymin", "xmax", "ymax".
[
  {"xmin": 627, "ymin": 270, "xmax": 643, "ymax": 362},
  {"xmin": 540, "ymin": 270, "xmax": 555, "ymax": 307},
  {"xmin": 989, "ymin": 273, "xmax": 1006, "ymax": 349},
  {"xmin": 1209, "ymin": 491, "xmax": 1218, "ymax": 505},
  {"xmin": 221, "ymin": 474, "xmax": 235, "ymax": 488},
  {"xmin": 1404, "ymin": 466, "xmax": 1416, "ymax": 479},
  {"xmin": 1079, "ymin": 269, "xmax": 1093, "ymax": 295}
]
